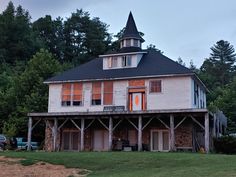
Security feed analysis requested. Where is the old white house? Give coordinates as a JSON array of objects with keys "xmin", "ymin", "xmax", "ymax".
[{"xmin": 28, "ymin": 12, "xmax": 227, "ymax": 152}]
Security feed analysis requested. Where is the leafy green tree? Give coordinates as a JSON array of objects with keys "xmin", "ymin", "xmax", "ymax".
[
  {"xmin": 63, "ymin": 9, "xmax": 111, "ymax": 64},
  {"xmin": 214, "ymin": 77, "xmax": 236, "ymax": 132},
  {"xmin": 2, "ymin": 49, "xmax": 61, "ymax": 135},
  {"xmin": 0, "ymin": 2, "xmax": 41, "ymax": 64},
  {"xmin": 33, "ymin": 15, "xmax": 65, "ymax": 62}
]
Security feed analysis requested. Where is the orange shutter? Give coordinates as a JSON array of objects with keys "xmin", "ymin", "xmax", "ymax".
[
  {"xmin": 62, "ymin": 83, "xmax": 71, "ymax": 101},
  {"xmin": 92, "ymin": 82, "xmax": 101, "ymax": 99},
  {"xmin": 73, "ymin": 83, "xmax": 82, "ymax": 101},
  {"xmin": 104, "ymin": 81, "xmax": 113, "ymax": 105}
]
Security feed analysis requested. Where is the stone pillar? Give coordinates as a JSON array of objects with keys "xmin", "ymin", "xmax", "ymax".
[
  {"xmin": 108, "ymin": 117, "xmax": 113, "ymax": 151},
  {"xmin": 27, "ymin": 117, "xmax": 32, "ymax": 151},
  {"xmin": 138, "ymin": 115, "xmax": 142, "ymax": 151},
  {"xmin": 170, "ymin": 114, "xmax": 175, "ymax": 151},
  {"xmin": 205, "ymin": 113, "xmax": 209, "ymax": 153},
  {"xmin": 81, "ymin": 118, "xmax": 85, "ymax": 151}
]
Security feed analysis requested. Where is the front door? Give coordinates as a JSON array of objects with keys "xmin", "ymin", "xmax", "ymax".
[
  {"xmin": 132, "ymin": 93, "xmax": 142, "ymax": 111},
  {"xmin": 151, "ymin": 130, "xmax": 170, "ymax": 151}
]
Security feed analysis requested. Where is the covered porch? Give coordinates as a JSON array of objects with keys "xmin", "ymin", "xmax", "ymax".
[{"xmin": 27, "ymin": 109, "xmax": 227, "ymax": 153}]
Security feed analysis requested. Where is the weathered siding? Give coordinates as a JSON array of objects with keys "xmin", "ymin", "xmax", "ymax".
[
  {"xmin": 146, "ymin": 76, "xmax": 192, "ymax": 110},
  {"xmin": 48, "ymin": 76, "xmax": 196, "ymax": 112}
]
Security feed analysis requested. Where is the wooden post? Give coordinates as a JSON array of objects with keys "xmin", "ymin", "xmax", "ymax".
[
  {"xmin": 108, "ymin": 117, "xmax": 113, "ymax": 151},
  {"xmin": 53, "ymin": 118, "xmax": 58, "ymax": 151},
  {"xmin": 81, "ymin": 118, "xmax": 85, "ymax": 151},
  {"xmin": 27, "ymin": 117, "xmax": 32, "ymax": 151},
  {"xmin": 170, "ymin": 114, "xmax": 175, "ymax": 151},
  {"xmin": 213, "ymin": 114, "xmax": 216, "ymax": 138},
  {"xmin": 138, "ymin": 115, "xmax": 142, "ymax": 151},
  {"xmin": 205, "ymin": 113, "xmax": 209, "ymax": 153}
]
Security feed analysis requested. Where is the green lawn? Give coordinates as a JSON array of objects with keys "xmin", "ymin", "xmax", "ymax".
[{"xmin": 0, "ymin": 151, "xmax": 236, "ymax": 177}]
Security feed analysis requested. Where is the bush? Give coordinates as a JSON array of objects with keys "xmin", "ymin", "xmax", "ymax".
[{"xmin": 214, "ymin": 135, "xmax": 236, "ymax": 154}]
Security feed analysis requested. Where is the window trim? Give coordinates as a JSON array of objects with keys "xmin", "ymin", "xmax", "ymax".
[
  {"xmin": 122, "ymin": 55, "xmax": 132, "ymax": 67},
  {"xmin": 149, "ymin": 80, "xmax": 162, "ymax": 94}
]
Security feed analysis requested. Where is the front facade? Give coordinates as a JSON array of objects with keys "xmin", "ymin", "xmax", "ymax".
[{"xmin": 27, "ymin": 12, "xmax": 226, "ymax": 152}]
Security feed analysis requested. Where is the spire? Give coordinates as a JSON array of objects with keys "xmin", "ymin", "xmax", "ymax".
[{"xmin": 121, "ymin": 12, "xmax": 144, "ymax": 42}]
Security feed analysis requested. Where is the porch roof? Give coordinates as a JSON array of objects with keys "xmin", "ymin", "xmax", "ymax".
[{"xmin": 28, "ymin": 108, "xmax": 208, "ymax": 118}]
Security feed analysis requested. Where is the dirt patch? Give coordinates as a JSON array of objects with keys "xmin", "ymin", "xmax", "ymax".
[{"xmin": 0, "ymin": 156, "xmax": 89, "ymax": 177}]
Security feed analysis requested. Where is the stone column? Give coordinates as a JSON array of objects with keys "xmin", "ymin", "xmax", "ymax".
[
  {"xmin": 108, "ymin": 117, "xmax": 113, "ymax": 151},
  {"xmin": 170, "ymin": 114, "xmax": 175, "ymax": 151}
]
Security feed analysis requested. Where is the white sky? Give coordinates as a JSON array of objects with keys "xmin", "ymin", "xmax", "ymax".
[{"xmin": 1, "ymin": 0, "xmax": 236, "ymax": 67}]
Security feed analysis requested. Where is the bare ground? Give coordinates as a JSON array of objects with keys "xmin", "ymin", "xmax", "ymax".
[{"xmin": 0, "ymin": 156, "xmax": 88, "ymax": 177}]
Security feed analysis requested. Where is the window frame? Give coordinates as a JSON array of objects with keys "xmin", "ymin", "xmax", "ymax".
[
  {"xmin": 91, "ymin": 82, "xmax": 102, "ymax": 106},
  {"xmin": 122, "ymin": 55, "xmax": 132, "ymax": 67},
  {"xmin": 149, "ymin": 80, "xmax": 162, "ymax": 93}
]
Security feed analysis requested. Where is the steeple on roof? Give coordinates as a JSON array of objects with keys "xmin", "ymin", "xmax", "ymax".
[{"xmin": 121, "ymin": 12, "xmax": 144, "ymax": 42}]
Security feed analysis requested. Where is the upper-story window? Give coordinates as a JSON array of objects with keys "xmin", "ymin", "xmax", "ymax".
[
  {"xmin": 133, "ymin": 39, "xmax": 139, "ymax": 47},
  {"xmin": 149, "ymin": 80, "xmax": 162, "ymax": 93},
  {"xmin": 103, "ymin": 81, "xmax": 113, "ymax": 105},
  {"xmin": 73, "ymin": 83, "xmax": 83, "ymax": 106},
  {"xmin": 108, "ymin": 57, "xmax": 118, "ymax": 68},
  {"xmin": 122, "ymin": 55, "xmax": 132, "ymax": 67},
  {"xmin": 194, "ymin": 82, "xmax": 199, "ymax": 105},
  {"xmin": 92, "ymin": 82, "xmax": 102, "ymax": 105},
  {"xmin": 126, "ymin": 39, "xmax": 131, "ymax": 47},
  {"xmin": 61, "ymin": 83, "xmax": 83, "ymax": 106},
  {"xmin": 62, "ymin": 83, "xmax": 71, "ymax": 106}
]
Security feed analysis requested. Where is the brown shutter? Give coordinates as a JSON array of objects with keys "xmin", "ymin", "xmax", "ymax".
[
  {"xmin": 73, "ymin": 83, "xmax": 82, "ymax": 101},
  {"xmin": 129, "ymin": 79, "xmax": 145, "ymax": 87},
  {"xmin": 62, "ymin": 83, "xmax": 71, "ymax": 101},
  {"xmin": 104, "ymin": 81, "xmax": 113, "ymax": 105},
  {"xmin": 92, "ymin": 82, "xmax": 101, "ymax": 99}
]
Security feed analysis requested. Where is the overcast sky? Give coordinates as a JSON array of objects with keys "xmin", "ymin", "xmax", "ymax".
[{"xmin": 1, "ymin": 0, "xmax": 236, "ymax": 67}]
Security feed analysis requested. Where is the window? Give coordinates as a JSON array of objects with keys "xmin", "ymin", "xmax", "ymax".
[
  {"xmin": 122, "ymin": 55, "xmax": 132, "ymax": 67},
  {"xmin": 133, "ymin": 39, "xmax": 139, "ymax": 47},
  {"xmin": 61, "ymin": 83, "xmax": 83, "ymax": 106},
  {"xmin": 108, "ymin": 57, "xmax": 118, "ymax": 68},
  {"xmin": 194, "ymin": 82, "xmax": 199, "ymax": 105},
  {"xmin": 150, "ymin": 80, "xmax": 162, "ymax": 93},
  {"xmin": 103, "ymin": 81, "xmax": 113, "ymax": 105},
  {"xmin": 126, "ymin": 39, "xmax": 131, "ymax": 47},
  {"xmin": 111, "ymin": 57, "xmax": 118, "ymax": 68},
  {"xmin": 61, "ymin": 83, "xmax": 72, "ymax": 106},
  {"xmin": 73, "ymin": 83, "xmax": 83, "ymax": 106},
  {"xmin": 92, "ymin": 82, "xmax": 102, "ymax": 105}
]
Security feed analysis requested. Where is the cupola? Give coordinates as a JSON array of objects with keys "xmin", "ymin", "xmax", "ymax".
[{"xmin": 120, "ymin": 12, "xmax": 145, "ymax": 49}]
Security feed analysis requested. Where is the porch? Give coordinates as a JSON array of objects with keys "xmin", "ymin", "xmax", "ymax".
[{"xmin": 27, "ymin": 109, "xmax": 227, "ymax": 153}]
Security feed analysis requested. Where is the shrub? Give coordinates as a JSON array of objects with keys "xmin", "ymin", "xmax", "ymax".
[{"xmin": 214, "ymin": 135, "xmax": 236, "ymax": 154}]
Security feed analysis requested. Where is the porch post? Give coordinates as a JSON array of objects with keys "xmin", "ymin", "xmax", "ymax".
[
  {"xmin": 170, "ymin": 114, "xmax": 175, "ymax": 151},
  {"xmin": 213, "ymin": 114, "xmax": 216, "ymax": 138},
  {"xmin": 27, "ymin": 117, "xmax": 32, "ymax": 151},
  {"xmin": 138, "ymin": 115, "xmax": 142, "ymax": 151},
  {"xmin": 108, "ymin": 117, "xmax": 113, "ymax": 151},
  {"xmin": 81, "ymin": 118, "xmax": 85, "ymax": 151},
  {"xmin": 53, "ymin": 118, "xmax": 58, "ymax": 151},
  {"xmin": 205, "ymin": 113, "xmax": 209, "ymax": 153}
]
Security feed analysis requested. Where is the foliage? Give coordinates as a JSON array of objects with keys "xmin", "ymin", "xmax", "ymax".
[
  {"xmin": 2, "ymin": 152, "xmax": 236, "ymax": 177},
  {"xmin": 214, "ymin": 135, "xmax": 236, "ymax": 154}
]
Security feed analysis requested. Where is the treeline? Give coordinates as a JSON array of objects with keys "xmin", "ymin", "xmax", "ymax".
[{"xmin": 0, "ymin": 2, "xmax": 236, "ymax": 136}]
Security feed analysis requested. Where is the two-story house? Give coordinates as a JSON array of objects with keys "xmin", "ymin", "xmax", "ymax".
[{"xmin": 27, "ymin": 12, "xmax": 227, "ymax": 152}]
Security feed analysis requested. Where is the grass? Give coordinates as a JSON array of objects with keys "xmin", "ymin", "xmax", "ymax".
[{"xmin": 0, "ymin": 151, "xmax": 236, "ymax": 177}]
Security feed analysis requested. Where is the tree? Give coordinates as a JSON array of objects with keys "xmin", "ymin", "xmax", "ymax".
[
  {"xmin": 33, "ymin": 15, "xmax": 65, "ymax": 62},
  {"xmin": 63, "ymin": 9, "xmax": 111, "ymax": 64},
  {"xmin": 0, "ymin": 2, "xmax": 41, "ymax": 64},
  {"xmin": 176, "ymin": 57, "xmax": 186, "ymax": 66},
  {"xmin": 2, "ymin": 49, "xmax": 62, "ymax": 135},
  {"xmin": 209, "ymin": 40, "xmax": 236, "ymax": 86}
]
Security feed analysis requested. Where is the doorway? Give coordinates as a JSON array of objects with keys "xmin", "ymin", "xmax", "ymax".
[
  {"xmin": 151, "ymin": 130, "xmax": 170, "ymax": 151},
  {"xmin": 62, "ymin": 130, "xmax": 81, "ymax": 151},
  {"xmin": 129, "ymin": 91, "xmax": 146, "ymax": 111},
  {"xmin": 93, "ymin": 130, "xmax": 109, "ymax": 151}
]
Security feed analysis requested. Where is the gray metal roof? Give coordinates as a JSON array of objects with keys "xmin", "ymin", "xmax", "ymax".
[{"xmin": 45, "ymin": 49, "xmax": 194, "ymax": 83}]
